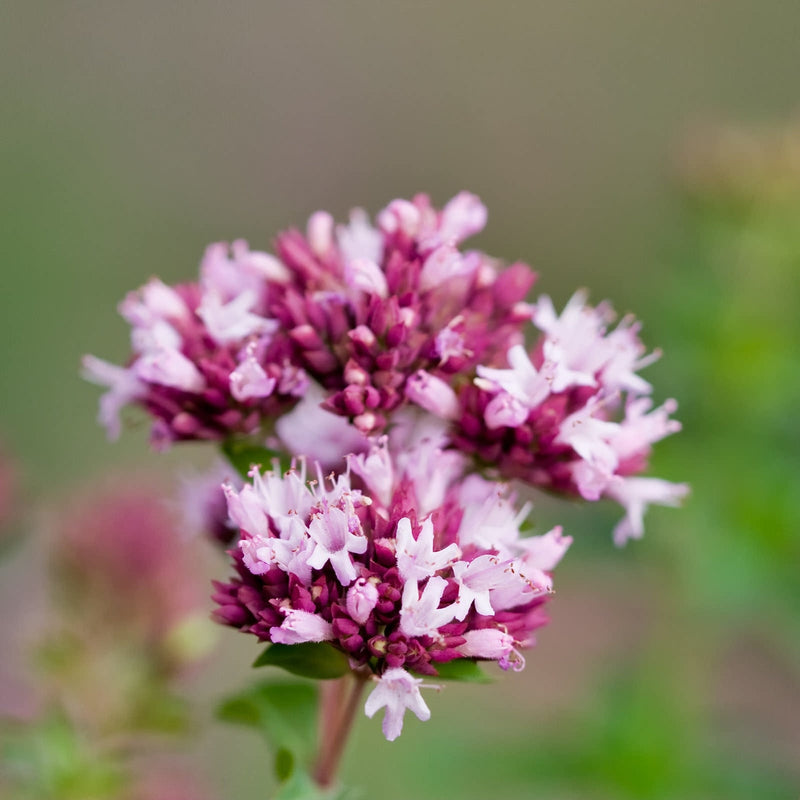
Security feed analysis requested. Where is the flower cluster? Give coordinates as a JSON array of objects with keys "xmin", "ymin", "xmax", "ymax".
[
  {"xmin": 84, "ymin": 192, "xmax": 531, "ymax": 450},
  {"xmin": 85, "ymin": 192, "xmax": 684, "ymax": 540},
  {"xmin": 454, "ymin": 290, "xmax": 689, "ymax": 544},
  {"xmin": 83, "ymin": 242, "xmax": 307, "ymax": 448},
  {"xmin": 85, "ymin": 192, "xmax": 686, "ymax": 741},
  {"xmin": 213, "ymin": 427, "xmax": 570, "ymax": 740}
]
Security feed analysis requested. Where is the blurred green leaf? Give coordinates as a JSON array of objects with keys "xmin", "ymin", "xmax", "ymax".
[
  {"xmin": 253, "ymin": 643, "xmax": 350, "ymax": 680},
  {"xmin": 0, "ymin": 713, "xmax": 125, "ymax": 799},
  {"xmin": 217, "ymin": 678, "xmax": 318, "ymax": 765},
  {"xmin": 275, "ymin": 747, "xmax": 295, "ymax": 783},
  {"xmin": 430, "ymin": 659, "xmax": 492, "ymax": 683},
  {"xmin": 222, "ymin": 439, "xmax": 288, "ymax": 480}
]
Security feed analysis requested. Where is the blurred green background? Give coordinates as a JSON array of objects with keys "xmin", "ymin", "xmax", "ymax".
[{"xmin": 1, "ymin": 3, "xmax": 799, "ymax": 799}]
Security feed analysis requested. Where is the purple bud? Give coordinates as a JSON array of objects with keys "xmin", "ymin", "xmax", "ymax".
[{"xmin": 346, "ymin": 578, "xmax": 379, "ymax": 625}]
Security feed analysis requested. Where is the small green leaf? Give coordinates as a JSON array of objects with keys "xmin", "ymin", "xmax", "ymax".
[
  {"xmin": 216, "ymin": 678, "xmax": 318, "ymax": 762},
  {"xmin": 221, "ymin": 439, "xmax": 287, "ymax": 480},
  {"xmin": 253, "ymin": 642, "xmax": 350, "ymax": 680},
  {"xmin": 431, "ymin": 659, "xmax": 493, "ymax": 683},
  {"xmin": 275, "ymin": 747, "xmax": 295, "ymax": 782}
]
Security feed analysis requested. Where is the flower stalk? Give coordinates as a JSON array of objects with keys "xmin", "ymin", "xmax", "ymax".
[{"xmin": 313, "ymin": 671, "xmax": 370, "ymax": 789}]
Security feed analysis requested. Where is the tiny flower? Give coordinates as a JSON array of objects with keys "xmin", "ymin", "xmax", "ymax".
[
  {"xmin": 405, "ymin": 370, "xmax": 460, "ymax": 420},
  {"xmin": 119, "ymin": 278, "xmax": 190, "ymax": 329},
  {"xmin": 307, "ymin": 500, "xmax": 368, "ymax": 586},
  {"xmin": 555, "ymin": 397, "xmax": 620, "ymax": 478},
  {"xmin": 399, "ymin": 576, "xmax": 458, "ymax": 638},
  {"xmin": 419, "ymin": 245, "xmax": 474, "ymax": 292},
  {"xmin": 377, "ymin": 198, "xmax": 421, "ymax": 238},
  {"xmin": 395, "ymin": 517, "xmax": 461, "ymax": 583},
  {"xmin": 364, "ymin": 668, "xmax": 435, "ymax": 741},
  {"xmin": 455, "ymin": 475, "xmax": 530, "ymax": 555},
  {"xmin": 229, "ymin": 342, "xmax": 277, "ymax": 402},
  {"xmin": 452, "ymin": 554, "xmax": 507, "ymax": 619},
  {"xmin": 224, "ymin": 483, "xmax": 271, "ymax": 539},
  {"xmin": 344, "ymin": 257, "xmax": 389, "ymax": 298},
  {"xmin": 197, "ymin": 289, "xmax": 276, "ymax": 345},
  {"xmin": 307, "ymin": 211, "xmax": 334, "ymax": 257},
  {"xmin": 606, "ymin": 476, "xmax": 690, "ymax": 546},
  {"xmin": 200, "ymin": 239, "xmax": 290, "ymax": 297},
  {"xmin": 134, "ymin": 347, "xmax": 207, "ymax": 392},
  {"xmin": 476, "ymin": 344, "xmax": 553, "ymax": 415},
  {"xmin": 609, "ymin": 396, "xmax": 682, "ymax": 464},
  {"xmin": 483, "ymin": 391, "xmax": 531, "ymax": 429},
  {"xmin": 346, "ymin": 578, "xmax": 380, "ymax": 625},
  {"xmin": 435, "ymin": 191, "xmax": 488, "ymax": 246},
  {"xmin": 516, "ymin": 525, "xmax": 573, "ymax": 571},
  {"xmin": 347, "ymin": 439, "xmax": 395, "ymax": 508},
  {"xmin": 457, "ymin": 628, "xmax": 515, "ymax": 661},
  {"xmin": 336, "ymin": 208, "xmax": 384, "ymax": 265},
  {"xmin": 81, "ymin": 355, "xmax": 145, "ymax": 440},
  {"xmin": 270, "ymin": 608, "xmax": 334, "ymax": 645}
]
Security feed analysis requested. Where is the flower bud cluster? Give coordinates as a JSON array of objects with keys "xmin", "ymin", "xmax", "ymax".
[
  {"xmin": 85, "ymin": 192, "xmax": 684, "ymax": 539},
  {"xmin": 85, "ymin": 192, "xmax": 687, "ymax": 741},
  {"xmin": 83, "ymin": 242, "xmax": 307, "ymax": 448},
  {"xmin": 454, "ymin": 291, "xmax": 689, "ymax": 544},
  {"xmin": 213, "ymin": 431, "xmax": 571, "ymax": 739}
]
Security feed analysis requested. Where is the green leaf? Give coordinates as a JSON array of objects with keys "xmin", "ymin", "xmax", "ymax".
[
  {"xmin": 221, "ymin": 439, "xmax": 287, "ymax": 480},
  {"xmin": 253, "ymin": 642, "xmax": 350, "ymax": 680},
  {"xmin": 216, "ymin": 678, "xmax": 318, "ymax": 764},
  {"xmin": 431, "ymin": 659, "xmax": 492, "ymax": 683},
  {"xmin": 274, "ymin": 747, "xmax": 295, "ymax": 782}
]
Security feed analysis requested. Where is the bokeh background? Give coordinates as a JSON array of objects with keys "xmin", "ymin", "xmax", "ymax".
[{"xmin": 2, "ymin": 3, "xmax": 799, "ymax": 798}]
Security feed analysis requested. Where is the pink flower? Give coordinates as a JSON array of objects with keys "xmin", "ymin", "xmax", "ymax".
[
  {"xmin": 476, "ymin": 344, "xmax": 553, "ymax": 413},
  {"xmin": 458, "ymin": 628, "xmax": 515, "ymax": 661},
  {"xmin": 555, "ymin": 398, "xmax": 621, "ymax": 486},
  {"xmin": 81, "ymin": 356, "xmax": 145, "ymax": 440},
  {"xmin": 200, "ymin": 239, "xmax": 290, "ymax": 296},
  {"xmin": 399, "ymin": 576, "xmax": 458, "ymax": 638},
  {"xmin": 405, "ymin": 370, "xmax": 460, "ymax": 420},
  {"xmin": 517, "ymin": 525, "xmax": 572, "ymax": 571},
  {"xmin": 307, "ymin": 500, "xmax": 369, "ymax": 586},
  {"xmin": 197, "ymin": 289, "xmax": 276, "ymax": 345},
  {"xmin": 395, "ymin": 517, "xmax": 460, "ymax": 583},
  {"xmin": 606, "ymin": 476, "xmax": 690, "ymax": 545},
  {"xmin": 435, "ymin": 191, "xmax": 488, "ymax": 246},
  {"xmin": 270, "ymin": 608, "xmax": 334, "ymax": 645},
  {"xmin": 364, "ymin": 668, "xmax": 435, "ymax": 742},
  {"xmin": 214, "ymin": 442, "xmax": 564, "ymax": 739},
  {"xmin": 229, "ymin": 342, "xmax": 277, "ymax": 402},
  {"xmin": 346, "ymin": 578, "xmax": 380, "ymax": 625}
]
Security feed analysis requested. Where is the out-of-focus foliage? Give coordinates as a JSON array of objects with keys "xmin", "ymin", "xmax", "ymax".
[
  {"xmin": 0, "ymin": 482, "xmax": 218, "ymax": 800},
  {"xmin": 667, "ymin": 121, "xmax": 800, "ymax": 639}
]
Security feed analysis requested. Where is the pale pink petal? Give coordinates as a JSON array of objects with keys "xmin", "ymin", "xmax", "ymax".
[
  {"xmin": 230, "ymin": 345, "xmax": 277, "ymax": 402},
  {"xmin": 346, "ymin": 578, "xmax": 380, "ymax": 625},
  {"xmin": 270, "ymin": 609, "xmax": 334, "ymax": 644},
  {"xmin": 405, "ymin": 370, "xmax": 459, "ymax": 420},
  {"xmin": 606, "ymin": 476, "xmax": 690, "ymax": 545},
  {"xmin": 364, "ymin": 668, "xmax": 433, "ymax": 741},
  {"xmin": 395, "ymin": 517, "xmax": 461, "ymax": 583},
  {"xmin": 134, "ymin": 348, "xmax": 206, "ymax": 392}
]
